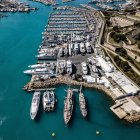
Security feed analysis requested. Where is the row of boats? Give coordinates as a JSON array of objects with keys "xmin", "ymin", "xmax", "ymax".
[
  {"xmin": 30, "ymin": 88, "xmax": 87, "ymax": 125},
  {"xmin": 57, "ymin": 60, "xmax": 72, "ymax": 75},
  {"xmin": 30, "ymin": 89, "xmax": 55, "ymax": 119},
  {"xmin": 24, "ymin": 62, "xmax": 56, "ymax": 75},
  {"xmin": 64, "ymin": 88, "xmax": 87, "ymax": 124}
]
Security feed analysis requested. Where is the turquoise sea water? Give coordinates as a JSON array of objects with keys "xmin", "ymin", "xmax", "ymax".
[{"xmin": 0, "ymin": 0, "xmax": 140, "ymax": 140}]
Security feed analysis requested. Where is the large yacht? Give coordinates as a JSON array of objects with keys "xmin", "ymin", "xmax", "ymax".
[
  {"xmin": 42, "ymin": 90, "xmax": 55, "ymax": 111},
  {"xmin": 79, "ymin": 92, "xmax": 87, "ymax": 118},
  {"xmin": 64, "ymin": 88, "xmax": 74, "ymax": 125},
  {"xmin": 30, "ymin": 91, "xmax": 41, "ymax": 120},
  {"xmin": 66, "ymin": 60, "xmax": 72, "ymax": 74},
  {"xmin": 24, "ymin": 68, "xmax": 54, "ymax": 75}
]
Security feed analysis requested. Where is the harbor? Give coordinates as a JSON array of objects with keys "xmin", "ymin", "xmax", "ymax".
[
  {"xmin": 0, "ymin": 0, "xmax": 37, "ymax": 12},
  {"xmin": 21, "ymin": 3, "xmax": 140, "ymax": 124},
  {"xmin": 1, "ymin": 0, "xmax": 140, "ymax": 140},
  {"xmin": 30, "ymin": 0, "xmax": 57, "ymax": 6}
]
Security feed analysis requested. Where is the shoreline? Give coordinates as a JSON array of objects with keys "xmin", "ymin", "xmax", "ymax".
[{"xmin": 23, "ymin": 75, "xmax": 140, "ymax": 123}]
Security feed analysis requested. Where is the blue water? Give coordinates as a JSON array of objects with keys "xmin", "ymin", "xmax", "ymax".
[{"xmin": 0, "ymin": 0, "xmax": 140, "ymax": 140}]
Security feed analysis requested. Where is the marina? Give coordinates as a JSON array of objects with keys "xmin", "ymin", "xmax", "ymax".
[
  {"xmin": 1, "ymin": 0, "xmax": 140, "ymax": 140},
  {"xmin": 30, "ymin": 91, "xmax": 41, "ymax": 120},
  {"xmin": 31, "ymin": 0, "xmax": 57, "ymax": 6},
  {"xmin": 0, "ymin": 0, "xmax": 37, "ymax": 12},
  {"xmin": 22, "ymin": 4, "xmax": 140, "ymax": 124}
]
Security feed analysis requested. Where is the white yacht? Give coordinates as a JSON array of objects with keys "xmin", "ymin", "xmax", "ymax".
[
  {"xmin": 66, "ymin": 60, "xmax": 72, "ymax": 74},
  {"xmin": 81, "ymin": 62, "xmax": 88, "ymax": 75},
  {"xmin": 24, "ymin": 68, "xmax": 54, "ymax": 75},
  {"xmin": 43, "ymin": 90, "xmax": 55, "ymax": 111},
  {"xmin": 30, "ymin": 91, "xmax": 41, "ymax": 120},
  {"xmin": 80, "ymin": 43, "xmax": 86, "ymax": 54}
]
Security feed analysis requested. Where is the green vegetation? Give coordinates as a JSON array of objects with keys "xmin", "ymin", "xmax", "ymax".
[
  {"xmin": 110, "ymin": 31, "xmax": 127, "ymax": 43},
  {"xmin": 111, "ymin": 54, "xmax": 140, "ymax": 86},
  {"xmin": 116, "ymin": 48, "xmax": 140, "ymax": 70}
]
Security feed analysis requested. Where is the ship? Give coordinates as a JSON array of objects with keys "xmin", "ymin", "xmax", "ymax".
[
  {"xmin": 30, "ymin": 91, "xmax": 41, "ymax": 120},
  {"xmin": 43, "ymin": 90, "xmax": 55, "ymax": 111},
  {"xmin": 64, "ymin": 88, "xmax": 74, "ymax": 125},
  {"xmin": 79, "ymin": 92, "xmax": 87, "ymax": 118},
  {"xmin": 28, "ymin": 63, "xmax": 47, "ymax": 68},
  {"xmin": 28, "ymin": 62, "xmax": 56, "ymax": 69},
  {"xmin": 24, "ymin": 68, "xmax": 54, "ymax": 75}
]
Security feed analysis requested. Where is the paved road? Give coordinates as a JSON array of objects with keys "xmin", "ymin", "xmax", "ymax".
[{"xmin": 101, "ymin": 45, "xmax": 140, "ymax": 76}]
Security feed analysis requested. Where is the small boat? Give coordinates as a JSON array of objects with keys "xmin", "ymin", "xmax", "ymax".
[
  {"xmin": 64, "ymin": 88, "xmax": 73, "ymax": 125},
  {"xmin": 28, "ymin": 62, "xmax": 55, "ymax": 69},
  {"xmin": 79, "ymin": 92, "xmax": 87, "ymax": 118},
  {"xmin": 30, "ymin": 91, "xmax": 41, "ymax": 120},
  {"xmin": 43, "ymin": 90, "xmax": 55, "ymax": 111}
]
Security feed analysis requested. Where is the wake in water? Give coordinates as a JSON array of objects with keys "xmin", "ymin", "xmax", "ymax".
[
  {"xmin": 0, "ymin": 88, "xmax": 8, "ymax": 102},
  {"xmin": 0, "ymin": 116, "xmax": 7, "ymax": 127}
]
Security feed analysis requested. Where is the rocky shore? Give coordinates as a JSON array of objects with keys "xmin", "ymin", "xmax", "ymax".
[
  {"xmin": 124, "ymin": 114, "xmax": 140, "ymax": 123},
  {"xmin": 23, "ymin": 75, "xmax": 114, "ymax": 97}
]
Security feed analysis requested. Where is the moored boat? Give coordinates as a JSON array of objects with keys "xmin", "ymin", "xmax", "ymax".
[
  {"xmin": 24, "ymin": 68, "xmax": 54, "ymax": 75},
  {"xmin": 30, "ymin": 91, "xmax": 41, "ymax": 120},
  {"xmin": 43, "ymin": 90, "xmax": 55, "ymax": 111},
  {"xmin": 57, "ymin": 60, "xmax": 66, "ymax": 74},
  {"xmin": 66, "ymin": 60, "xmax": 72, "ymax": 74},
  {"xmin": 79, "ymin": 92, "xmax": 87, "ymax": 118},
  {"xmin": 64, "ymin": 88, "xmax": 74, "ymax": 125}
]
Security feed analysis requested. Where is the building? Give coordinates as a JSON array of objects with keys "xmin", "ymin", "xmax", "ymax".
[
  {"xmin": 96, "ymin": 57, "xmax": 113, "ymax": 73},
  {"xmin": 110, "ymin": 16, "xmax": 136, "ymax": 27},
  {"xmin": 105, "ymin": 71, "xmax": 140, "ymax": 95}
]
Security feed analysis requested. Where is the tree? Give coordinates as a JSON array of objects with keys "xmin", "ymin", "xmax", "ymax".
[
  {"xmin": 120, "ymin": 61, "xmax": 130, "ymax": 72},
  {"xmin": 112, "ymin": 26, "xmax": 119, "ymax": 32}
]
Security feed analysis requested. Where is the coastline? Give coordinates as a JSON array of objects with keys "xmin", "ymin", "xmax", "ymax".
[{"xmin": 23, "ymin": 75, "xmax": 140, "ymax": 123}]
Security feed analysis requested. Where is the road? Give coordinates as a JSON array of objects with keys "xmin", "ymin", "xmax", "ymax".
[{"xmin": 101, "ymin": 45, "xmax": 140, "ymax": 76}]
